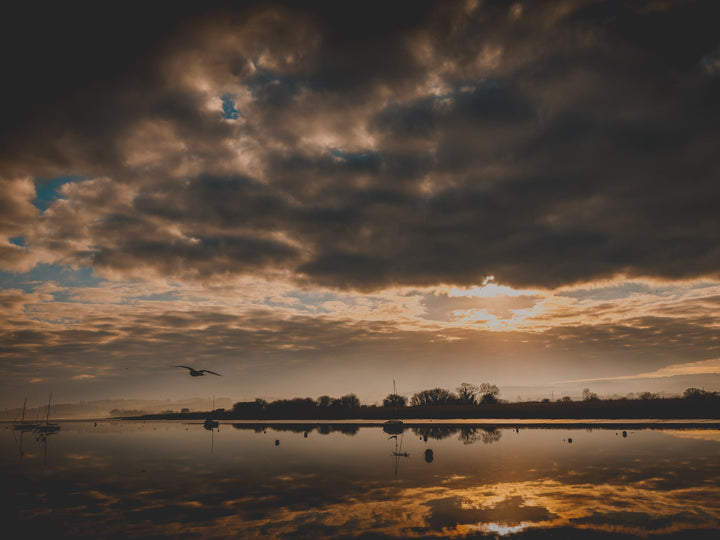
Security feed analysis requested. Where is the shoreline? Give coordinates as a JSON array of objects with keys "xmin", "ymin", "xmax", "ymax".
[
  {"xmin": 5, "ymin": 396, "xmax": 720, "ymax": 424},
  {"xmin": 5, "ymin": 418, "xmax": 720, "ymax": 430}
]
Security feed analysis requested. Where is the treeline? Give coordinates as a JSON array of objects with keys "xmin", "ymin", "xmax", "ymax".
[
  {"xmin": 125, "ymin": 385, "xmax": 720, "ymax": 420},
  {"xmin": 116, "ymin": 386, "xmax": 720, "ymax": 418},
  {"xmin": 542, "ymin": 387, "xmax": 720, "ymax": 404},
  {"xmin": 232, "ymin": 394, "xmax": 362, "ymax": 414},
  {"xmin": 389, "ymin": 383, "xmax": 501, "ymax": 406},
  {"xmin": 229, "ymin": 382, "xmax": 502, "ymax": 414},
  {"xmin": 109, "ymin": 408, "xmax": 149, "ymax": 417},
  {"xmin": 229, "ymin": 385, "xmax": 720, "ymax": 414}
]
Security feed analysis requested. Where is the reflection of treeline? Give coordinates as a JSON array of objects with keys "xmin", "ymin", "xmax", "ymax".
[
  {"xmin": 231, "ymin": 423, "xmax": 360, "ymax": 435},
  {"xmin": 412, "ymin": 425, "xmax": 502, "ymax": 445},
  {"xmin": 226, "ymin": 423, "xmax": 502, "ymax": 443}
]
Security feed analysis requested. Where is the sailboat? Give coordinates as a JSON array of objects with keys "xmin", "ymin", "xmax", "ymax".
[
  {"xmin": 13, "ymin": 397, "xmax": 39, "ymax": 431},
  {"xmin": 383, "ymin": 380, "xmax": 404, "ymax": 434},
  {"xmin": 34, "ymin": 393, "xmax": 61, "ymax": 435},
  {"xmin": 203, "ymin": 396, "xmax": 219, "ymax": 431}
]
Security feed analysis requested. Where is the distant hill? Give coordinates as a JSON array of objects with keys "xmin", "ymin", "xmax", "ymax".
[{"xmin": 0, "ymin": 397, "xmax": 234, "ymax": 420}]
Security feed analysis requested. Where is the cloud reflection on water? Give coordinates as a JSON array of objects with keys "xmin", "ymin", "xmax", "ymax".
[
  {"xmin": 3, "ymin": 423, "xmax": 720, "ymax": 538},
  {"xmin": 208, "ymin": 480, "xmax": 720, "ymax": 538}
]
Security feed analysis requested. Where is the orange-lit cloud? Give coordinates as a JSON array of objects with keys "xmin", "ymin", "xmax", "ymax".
[
  {"xmin": 562, "ymin": 358, "xmax": 720, "ymax": 384},
  {"xmin": 2, "ymin": 1, "xmax": 720, "ymax": 405}
]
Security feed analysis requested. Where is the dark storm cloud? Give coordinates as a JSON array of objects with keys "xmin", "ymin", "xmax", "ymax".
[
  {"xmin": 92, "ymin": 235, "xmax": 300, "ymax": 279},
  {"xmin": 2, "ymin": 0, "xmax": 720, "ymax": 289}
]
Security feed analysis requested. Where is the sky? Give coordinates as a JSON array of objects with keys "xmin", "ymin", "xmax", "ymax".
[{"xmin": 1, "ymin": 0, "xmax": 720, "ymax": 410}]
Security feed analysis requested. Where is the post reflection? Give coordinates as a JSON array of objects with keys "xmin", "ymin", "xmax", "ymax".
[{"xmin": 2, "ymin": 422, "xmax": 720, "ymax": 538}]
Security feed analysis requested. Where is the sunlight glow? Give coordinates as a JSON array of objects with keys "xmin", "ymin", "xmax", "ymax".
[
  {"xmin": 481, "ymin": 522, "xmax": 531, "ymax": 535},
  {"xmin": 445, "ymin": 283, "xmax": 543, "ymax": 298}
]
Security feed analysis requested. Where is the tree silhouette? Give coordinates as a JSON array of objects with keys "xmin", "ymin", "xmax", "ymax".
[
  {"xmin": 411, "ymin": 388, "xmax": 456, "ymax": 406},
  {"xmin": 456, "ymin": 383, "xmax": 479, "ymax": 404},
  {"xmin": 478, "ymin": 382, "xmax": 500, "ymax": 404},
  {"xmin": 383, "ymin": 393, "xmax": 407, "ymax": 407},
  {"xmin": 268, "ymin": 397, "xmax": 316, "ymax": 410},
  {"xmin": 683, "ymin": 387, "xmax": 718, "ymax": 399},
  {"xmin": 317, "ymin": 395, "xmax": 332, "ymax": 408},
  {"xmin": 582, "ymin": 388, "xmax": 599, "ymax": 401},
  {"xmin": 334, "ymin": 394, "xmax": 360, "ymax": 408}
]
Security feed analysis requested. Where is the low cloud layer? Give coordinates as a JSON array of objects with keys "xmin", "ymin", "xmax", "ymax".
[{"xmin": 1, "ymin": 274, "xmax": 719, "ymax": 405}]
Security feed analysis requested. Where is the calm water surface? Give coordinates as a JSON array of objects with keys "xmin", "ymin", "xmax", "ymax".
[{"xmin": 3, "ymin": 421, "xmax": 720, "ymax": 539}]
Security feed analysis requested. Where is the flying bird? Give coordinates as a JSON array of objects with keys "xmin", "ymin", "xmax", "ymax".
[{"xmin": 173, "ymin": 365, "xmax": 222, "ymax": 377}]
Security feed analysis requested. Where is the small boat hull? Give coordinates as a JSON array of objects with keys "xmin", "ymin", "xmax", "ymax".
[
  {"xmin": 35, "ymin": 423, "xmax": 61, "ymax": 434},
  {"xmin": 13, "ymin": 423, "xmax": 39, "ymax": 431},
  {"xmin": 203, "ymin": 419, "xmax": 219, "ymax": 430}
]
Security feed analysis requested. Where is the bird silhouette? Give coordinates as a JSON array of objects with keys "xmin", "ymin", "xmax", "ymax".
[{"xmin": 173, "ymin": 365, "xmax": 222, "ymax": 377}]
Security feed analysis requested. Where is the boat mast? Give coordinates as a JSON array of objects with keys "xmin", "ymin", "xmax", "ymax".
[
  {"xmin": 21, "ymin": 397, "xmax": 27, "ymax": 423},
  {"xmin": 393, "ymin": 380, "xmax": 398, "ymax": 419},
  {"xmin": 45, "ymin": 393, "xmax": 52, "ymax": 425}
]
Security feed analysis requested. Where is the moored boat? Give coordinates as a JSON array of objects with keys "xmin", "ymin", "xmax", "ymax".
[
  {"xmin": 34, "ymin": 394, "xmax": 60, "ymax": 435},
  {"xmin": 13, "ymin": 397, "xmax": 39, "ymax": 431},
  {"xmin": 383, "ymin": 380, "xmax": 405, "ymax": 434}
]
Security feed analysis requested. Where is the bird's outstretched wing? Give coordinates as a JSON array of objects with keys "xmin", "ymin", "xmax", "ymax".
[
  {"xmin": 200, "ymin": 370, "xmax": 222, "ymax": 376},
  {"xmin": 173, "ymin": 365, "xmax": 193, "ymax": 371}
]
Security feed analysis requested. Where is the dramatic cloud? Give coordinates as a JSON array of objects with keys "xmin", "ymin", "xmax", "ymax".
[
  {"xmin": 1, "ymin": 273, "xmax": 719, "ymax": 405},
  {"xmin": 2, "ymin": 0, "xmax": 719, "ymax": 290},
  {"xmin": 0, "ymin": 176, "xmax": 39, "ymax": 271},
  {"xmin": 1, "ymin": 1, "xmax": 719, "ymax": 406}
]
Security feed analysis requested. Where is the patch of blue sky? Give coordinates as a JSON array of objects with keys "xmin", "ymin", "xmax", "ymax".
[
  {"xmin": 33, "ymin": 175, "xmax": 85, "ymax": 211},
  {"xmin": 247, "ymin": 62, "xmax": 300, "ymax": 98},
  {"xmin": 264, "ymin": 290, "xmax": 343, "ymax": 313},
  {"xmin": 441, "ymin": 78, "xmax": 505, "ymax": 105},
  {"xmin": 9, "ymin": 236, "xmax": 25, "ymax": 247},
  {"xmin": 555, "ymin": 281, "xmax": 714, "ymax": 301},
  {"xmin": 328, "ymin": 148, "xmax": 381, "ymax": 168},
  {"xmin": 426, "ymin": 79, "xmax": 504, "ymax": 103},
  {"xmin": 28, "ymin": 315, "xmax": 84, "ymax": 326},
  {"xmin": 0, "ymin": 264, "xmax": 104, "ymax": 295},
  {"xmin": 29, "ymin": 307, "xmax": 87, "ymax": 323},
  {"xmin": 557, "ymin": 282, "xmax": 650, "ymax": 300},
  {"xmin": 125, "ymin": 291, "xmax": 179, "ymax": 303},
  {"xmin": 220, "ymin": 94, "xmax": 240, "ymax": 120}
]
